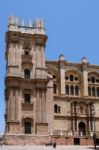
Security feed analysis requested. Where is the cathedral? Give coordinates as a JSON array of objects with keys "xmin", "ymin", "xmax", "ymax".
[{"xmin": 5, "ymin": 16, "xmax": 99, "ymax": 145}]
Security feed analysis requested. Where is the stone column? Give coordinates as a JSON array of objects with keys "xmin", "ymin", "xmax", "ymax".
[
  {"xmin": 60, "ymin": 67, "xmax": 65, "ymax": 94},
  {"xmin": 74, "ymin": 101, "xmax": 77, "ymax": 131},
  {"xmin": 74, "ymin": 85, "xmax": 75, "ymax": 96},
  {"xmin": 83, "ymin": 70, "xmax": 88, "ymax": 96},
  {"xmin": 33, "ymin": 90, "xmax": 36, "ymax": 133},
  {"xmin": 41, "ymin": 46, "xmax": 45, "ymax": 68},
  {"xmin": 86, "ymin": 104, "xmax": 89, "ymax": 133},
  {"xmin": 15, "ymin": 89, "xmax": 19, "ymax": 121},
  {"xmin": 7, "ymin": 89, "xmax": 10, "ymax": 122},
  {"xmin": 36, "ymin": 90, "xmax": 41, "ymax": 122},
  {"xmin": 10, "ymin": 88, "xmax": 14, "ymax": 121},
  {"xmin": 81, "ymin": 57, "xmax": 88, "ymax": 97},
  {"xmin": 46, "ymin": 75, "xmax": 54, "ymax": 133},
  {"xmin": 41, "ymin": 89, "xmax": 46, "ymax": 122},
  {"xmin": 71, "ymin": 103, "xmax": 73, "ymax": 131},
  {"xmin": 59, "ymin": 55, "xmax": 65, "ymax": 95},
  {"xmin": 8, "ymin": 43, "xmax": 13, "ymax": 66}
]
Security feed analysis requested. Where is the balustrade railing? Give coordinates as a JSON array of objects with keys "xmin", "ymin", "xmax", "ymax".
[{"xmin": 50, "ymin": 130, "xmax": 99, "ymax": 137}]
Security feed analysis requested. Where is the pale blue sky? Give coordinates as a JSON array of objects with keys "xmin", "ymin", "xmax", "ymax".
[{"xmin": 0, "ymin": 0, "xmax": 99, "ymax": 133}]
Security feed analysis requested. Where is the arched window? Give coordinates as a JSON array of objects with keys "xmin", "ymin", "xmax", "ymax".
[
  {"xmin": 78, "ymin": 122, "xmax": 86, "ymax": 135},
  {"xmin": 75, "ymin": 86, "xmax": 79, "ymax": 96},
  {"xmin": 53, "ymin": 75, "xmax": 56, "ymax": 79},
  {"xmin": 88, "ymin": 86, "xmax": 91, "ymax": 96},
  {"xmin": 24, "ymin": 94, "xmax": 30, "ymax": 103},
  {"xmin": 65, "ymin": 85, "xmax": 69, "ymax": 95},
  {"xmin": 25, "ymin": 50, "xmax": 29, "ymax": 55},
  {"xmin": 53, "ymin": 84, "xmax": 56, "ymax": 94},
  {"xmin": 97, "ymin": 87, "xmax": 99, "ymax": 97},
  {"xmin": 88, "ymin": 78, "xmax": 90, "ymax": 82},
  {"xmin": 70, "ymin": 85, "xmax": 74, "ymax": 95},
  {"xmin": 92, "ymin": 87, "xmax": 95, "ymax": 97},
  {"xmin": 65, "ymin": 76, "xmax": 69, "ymax": 80},
  {"xmin": 91, "ymin": 77, "xmax": 95, "ymax": 83},
  {"xmin": 75, "ymin": 77, "xmax": 78, "ymax": 81},
  {"xmin": 24, "ymin": 69, "xmax": 30, "ymax": 78},
  {"xmin": 70, "ymin": 75, "xmax": 74, "ymax": 81}
]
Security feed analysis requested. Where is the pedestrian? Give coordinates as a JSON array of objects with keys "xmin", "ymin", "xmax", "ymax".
[
  {"xmin": 0, "ymin": 140, "xmax": 3, "ymax": 146},
  {"xmin": 93, "ymin": 133, "xmax": 96, "ymax": 149},
  {"xmin": 53, "ymin": 140, "xmax": 56, "ymax": 148}
]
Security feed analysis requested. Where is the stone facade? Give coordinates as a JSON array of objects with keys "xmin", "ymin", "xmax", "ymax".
[{"xmin": 5, "ymin": 16, "xmax": 99, "ymax": 145}]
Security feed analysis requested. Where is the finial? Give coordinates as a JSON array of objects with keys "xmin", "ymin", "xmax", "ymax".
[
  {"xmin": 28, "ymin": 20, "xmax": 32, "ymax": 27},
  {"xmin": 8, "ymin": 16, "xmax": 18, "ymax": 26},
  {"xmin": 15, "ymin": 16, "xmax": 18, "ymax": 25},
  {"xmin": 59, "ymin": 54, "xmax": 64, "ymax": 61},
  {"xmin": 21, "ymin": 19, "xmax": 24, "ymax": 26},
  {"xmin": 8, "ymin": 15, "xmax": 18, "ymax": 31},
  {"xmin": 34, "ymin": 18, "xmax": 41, "ymax": 28},
  {"xmin": 81, "ymin": 57, "xmax": 87, "ymax": 64},
  {"xmin": 41, "ymin": 19, "xmax": 44, "ymax": 28}
]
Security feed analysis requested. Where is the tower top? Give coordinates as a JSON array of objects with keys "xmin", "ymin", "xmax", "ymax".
[
  {"xmin": 81, "ymin": 57, "xmax": 87, "ymax": 64},
  {"xmin": 8, "ymin": 16, "xmax": 46, "ymax": 35},
  {"xmin": 59, "ymin": 54, "xmax": 64, "ymax": 61}
]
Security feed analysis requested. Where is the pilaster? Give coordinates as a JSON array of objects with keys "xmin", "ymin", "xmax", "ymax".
[
  {"xmin": 59, "ymin": 55, "xmax": 65, "ymax": 95},
  {"xmin": 46, "ymin": 74, "xmax": 54, "ymax": 133},
  {"xmin": 81, "ymin": 57, "xmax": 88, "ymax": 97}
]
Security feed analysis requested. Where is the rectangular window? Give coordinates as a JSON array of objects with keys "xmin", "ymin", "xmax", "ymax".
[
  {"xmin": 24, "ymin": 94, "xmax": 30, "ymax": 103},
  {"xmin": 24, "ymin": 122, "xmax": 31, "ymax": 134},
  {"xmin": 53, "ymin": 84, "xmax": 56, "ymax": 94}
]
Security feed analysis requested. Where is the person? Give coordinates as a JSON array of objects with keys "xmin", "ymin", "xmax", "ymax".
[
  {"xmin": 0, "ymin": 140, "xmax": 3, "ymax": 146},
  {"xmin": 93, "ymin": 133, "xmax": 96, "ymax": 149},
  {"xmin": 53, "ymin": 140, "xmax": 56, "ymax": 148}
]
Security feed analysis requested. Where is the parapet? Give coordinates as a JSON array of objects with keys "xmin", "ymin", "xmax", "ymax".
[{"xmin": 8, "ymin": 16, "xmax": 46, "ymax": 35}]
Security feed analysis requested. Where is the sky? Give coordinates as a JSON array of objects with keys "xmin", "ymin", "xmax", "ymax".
[{"xmin": 0, "ymin": 0, "xmax": 99, "ymax": 134}]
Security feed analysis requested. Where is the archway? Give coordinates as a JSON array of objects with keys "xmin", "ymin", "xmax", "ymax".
[{"xmin": 78, "ymin": 122, "xmax": 86, "ymax": 136}]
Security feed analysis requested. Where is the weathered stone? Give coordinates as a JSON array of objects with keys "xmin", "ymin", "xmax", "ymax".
[{"xmin": 5, "ymin": 16, "xmax": 99, "ymax": 145}]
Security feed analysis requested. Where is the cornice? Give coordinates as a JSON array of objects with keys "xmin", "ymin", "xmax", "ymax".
[
  {"xmin": 54, "ymin": 95, "xmax": 99, "ymax": 102},
  {"xmin": 6, "ymin": 31, "xmax": 48, "ymax": 45},
  {"xmin": 46, "ymin": 60, "xmax": 99, "ymax": 71}
]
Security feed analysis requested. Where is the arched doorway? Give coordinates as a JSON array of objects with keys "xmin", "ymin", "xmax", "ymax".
[{"xmin": 78, "ymin": 122, "xmax": 86, "ymax": 135}]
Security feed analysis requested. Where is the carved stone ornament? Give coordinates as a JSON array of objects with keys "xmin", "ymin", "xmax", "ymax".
[
  {"xmin": 23, "ymin": 41, "xmax": 31, "ymax": 50},
  {"xmin": 60, "ymin": 63, "xmax": 65, "ymax": 69},
  {"xmin": 82, "ymin": 64, "xmax": 88, "ymax": 71}
]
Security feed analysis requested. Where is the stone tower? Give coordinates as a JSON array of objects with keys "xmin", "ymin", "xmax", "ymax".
[
  {"xmin": 5, "ymin": 16, "xmax": 99, "ymax": 146},
  {"xmin": 5, "ymin": 16, "xmax": 54, "ymax": 140}
]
